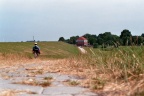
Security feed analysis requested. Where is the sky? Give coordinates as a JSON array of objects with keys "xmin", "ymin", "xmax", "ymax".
[{"xmin": 0, "ymin": 0, "xmax": 144, "ymax": 42}]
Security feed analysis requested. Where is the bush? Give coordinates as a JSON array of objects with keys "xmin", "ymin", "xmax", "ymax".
[{"xmin": 93, "ymin": 43, "xmax": 99, "ymax": 48}]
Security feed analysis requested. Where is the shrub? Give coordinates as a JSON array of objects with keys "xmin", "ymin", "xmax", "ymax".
[{"xmin": 93, "ymin": 43, "xmax": 99, "ymax": 48}]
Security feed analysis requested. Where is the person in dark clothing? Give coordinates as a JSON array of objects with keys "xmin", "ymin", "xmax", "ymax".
[{"xmin": 32, "ymin": 43, "xmax": 40, "ymax": 58}]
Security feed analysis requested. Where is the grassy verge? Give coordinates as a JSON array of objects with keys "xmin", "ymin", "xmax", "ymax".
[
  {"xmin": 76, "ymin": 46, "xmax": 144, "ymax": 95},
  {"xmin": 41, "ymin": 46, "xmax": 144, "ymax": 95},
  {"xmin": 0, "ymin": 42, "xmax": 144, "ymax": 95}
]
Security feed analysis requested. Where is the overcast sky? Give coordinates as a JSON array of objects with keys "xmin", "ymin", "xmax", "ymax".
[{"xmin": 0, "ymin": 0, "xmax": 144, "ymax": 42}]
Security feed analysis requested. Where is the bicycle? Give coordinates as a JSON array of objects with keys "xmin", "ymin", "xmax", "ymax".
[{"xmin": 33, "ymin": 51, "xmax": 40, "ymax": 58}]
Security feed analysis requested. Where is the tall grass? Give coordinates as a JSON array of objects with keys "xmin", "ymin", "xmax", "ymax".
[
  {"xmin": 73, "ymin": 46, "xmax": 144, "ymax": 95},
  {"xmin": 91, "ymin": 46, "xmax": 144, "ymax": 80}
]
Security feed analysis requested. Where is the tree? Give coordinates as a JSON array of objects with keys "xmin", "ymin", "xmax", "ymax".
[
  {"xmin": 83, "ymin": 33, "xmax": 91, "ymax": 39},
  {"xmin": 65, "ymin": 39, "xmax": 70, "ymax": 43},
  {"xmin": 132, "ymin": 36, "xmax": 144, "ymax": 45},
  {"xmin": 103, "ymin": 32, "xmax": 113, "ymax": 45},
  {"xmin": 96, "ymin": 32, "xmax": 120, "ymax": 47},
  {"xmin": 138, "ymin": 36, "xmax": 144, "ymax": 45},
  {"xmin": 132, "ymin": 36, "xmax": 138, "ymax": 45},
  {"xmin": 83, "ymin": 33, "xmax": 97, "ymax": 45},
  {"xmin": 97, "ymin": 37, "xmax": 104, "ymax": 45},
  {"xmin": 93, "ymin": 43, "xmax": 99, "ymax": 48},
  {"xmin": 141, "ymin": 33, "xmax": 144, "ymax": 37},
  {"xmin": 69, "ymin": 36, "xmax": 79, "ymax": 44},
  {"xmin": 58, "ymin": 37, "xmax": 65, "ymax": 42},
  {"xmin": 89, "ymin": 37, "xmax": 97, "ymax": 45},
  {"xmin": 120, "ymin": 29, "xmax": 132, "ymax": 45}
]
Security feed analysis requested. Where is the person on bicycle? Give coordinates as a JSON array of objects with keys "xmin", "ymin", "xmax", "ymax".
[{"xmin": 32, "ymin": 43, "xmax": 40, "ymax": 57}]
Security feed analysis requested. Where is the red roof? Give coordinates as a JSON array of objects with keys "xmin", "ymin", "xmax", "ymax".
[{"xmin": 77, "ymin": 37, "xmax": 87, "ymax": 40}]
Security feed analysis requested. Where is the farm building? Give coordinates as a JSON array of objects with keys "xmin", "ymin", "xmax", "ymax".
[{"xmin": 76, "ymin": 37, "xmax": 88, "ymax": 46}]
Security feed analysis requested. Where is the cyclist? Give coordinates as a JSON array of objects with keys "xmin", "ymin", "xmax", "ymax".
[{"xmin": 32, "ymin": 42, "xmax": 40, "ymax": 58}]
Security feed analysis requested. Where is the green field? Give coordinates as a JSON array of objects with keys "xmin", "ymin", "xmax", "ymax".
[{"xmin": 0, "ymin": 41, "xmax": 79, "ymax": 59}]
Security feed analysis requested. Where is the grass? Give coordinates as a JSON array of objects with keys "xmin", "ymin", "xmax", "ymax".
[
  {"xmin": 66, "ymin": 80, "xmax": 79, "ymax": 86},
  {"xmin": 40, "ymin": 45, "xmax": 144, "ymax": 95},
  {"xmin": 12, "ymin": 78, "xmax": 51, "ymax": 87},
  {"xmin": 0, "ymin": 90, "xmax": 35, "ymax": 96},
  {"xmin": 80, "ymin": 46, "xmax": 144, "ymax": 95},
  {"xmin": 0, "ymin": 41, "xmax": 79, "ymax": 59},
  {"xmin": 43, "ymin": 76, "xmax": 53, "ymax": 80},
  {"xmin": 0, "ymin": 42, "xmax": 144, "ymax": 95},
  {"xmin": 91, "ymin": 77, "xmax": 105, "ymax": 90}
]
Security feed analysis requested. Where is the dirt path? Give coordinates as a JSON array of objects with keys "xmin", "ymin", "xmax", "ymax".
[
  {"xmin": 78, "ymin": 47, "xmax": 87, "ymax": 54},
  {"xmin": 0, "ymin": 61, "xmax": 98, "ymax": 96}
]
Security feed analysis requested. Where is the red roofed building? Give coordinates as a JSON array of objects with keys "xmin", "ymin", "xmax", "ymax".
[{"xmin": 76, "ymin": 37, "xmax": 88, "ymax": 46}]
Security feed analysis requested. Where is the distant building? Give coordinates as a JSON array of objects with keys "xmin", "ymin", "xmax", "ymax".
[{"xmin": 76, "ymin": 37, "xmax": 88, "ymax": 46}]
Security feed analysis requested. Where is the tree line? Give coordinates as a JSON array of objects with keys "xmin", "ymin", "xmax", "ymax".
[{"xmin": 58, "ymin": 29, "xmax": 144, "ymax": 48}]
